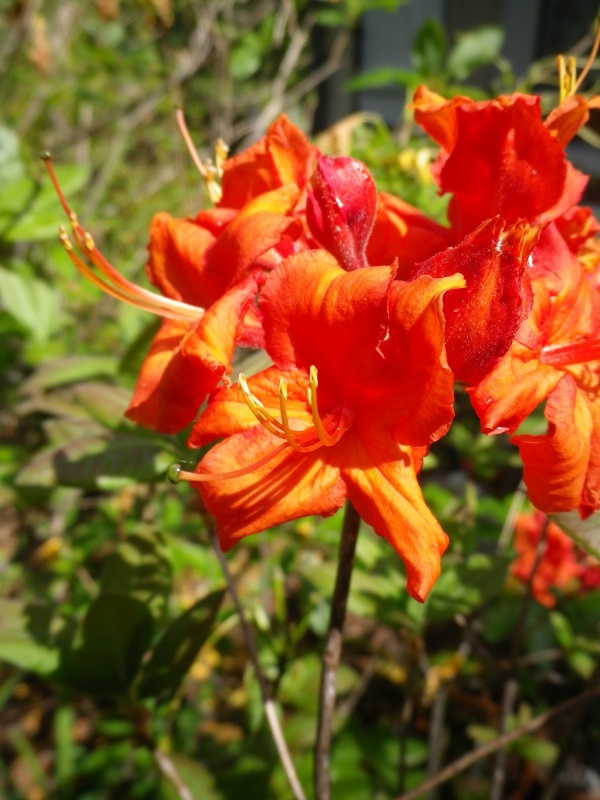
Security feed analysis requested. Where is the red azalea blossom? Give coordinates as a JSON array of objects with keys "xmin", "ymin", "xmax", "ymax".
[
  {"xmin": 183, "ymin": 250, "xmax": 465, "ymax": 602},
  {"xmin": 511, "ymin": 511, "xmax": 600, "ymax": 607},
  {"xmin": 411, "ymin": 86, "xmax": 588, "ymax": 241}
]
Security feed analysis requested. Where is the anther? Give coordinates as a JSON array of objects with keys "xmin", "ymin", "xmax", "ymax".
[{"xmin": 84, "ymin": 232, "xmax": 95, "ymax": 251}]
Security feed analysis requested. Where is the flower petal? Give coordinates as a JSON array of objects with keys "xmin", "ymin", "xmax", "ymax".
[
  {"xmin": 337, "ymin": 423, "xmax": 448, "ymax": 602},
  {"xmin": 261, "ymin": 250, "xmax": 392, "ymax": 396},
  {"xmin": 220, "ymin": 115, "xmax": 318, "ymax": 208},
  {"xmin": 195, "ymin": 425, "xmax": 347, "ymax": 550},
  {"xmin": 512, "ymin": 374, "xmax": 594, "ymax": 516},
  {"xmin": 126, "ymin": 270, "xmax": 263, "ymax": 433},
  {"xmin": 367, "ymin": 192, "xmax": 453, "ymax": 273},
  {"xmin": 372, "ymin": 273, "xmax": 463, "ymax": 446},
  {"xmin": 410, "ymin": 218, "xmax": 537, "ymax": 385}
]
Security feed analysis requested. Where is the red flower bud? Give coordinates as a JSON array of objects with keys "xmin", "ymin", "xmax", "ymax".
[{"xmin": 306, "ymin": 155, "xmax": 377, "ymax": 271}]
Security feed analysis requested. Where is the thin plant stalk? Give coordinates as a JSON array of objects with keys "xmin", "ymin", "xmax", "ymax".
[
  {"xmin": 207, "ymin": 524, "xmax": 307, "ymax": 800},
  {"xmin": 314, "ymin": 501, "xmax": 361, "ymax": 800}
]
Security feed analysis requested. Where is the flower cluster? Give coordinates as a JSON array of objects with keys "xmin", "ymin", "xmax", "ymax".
[
  {"xmin": 510, "ymin": 511, "xmax": 600, "ymax": 607},
  {"xmin": 48, "ymin": 80, "xmax": 600, "ymax": 602}
]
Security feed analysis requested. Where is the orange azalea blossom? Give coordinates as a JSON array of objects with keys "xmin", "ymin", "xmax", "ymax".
[
  {"xmin": 511, "ymin": 511, "xmax": 600, "ymax": 607},
  {"xmin": 173, "ymin": 250, "xmax": 465, "ymax": 602},
  {"xmin": 47, "ymin": 116, "xmax": 318, "ymax": 436},
  {"xmin": 471, "ymin": 221, "xmax": 600, "ymax": 518}
]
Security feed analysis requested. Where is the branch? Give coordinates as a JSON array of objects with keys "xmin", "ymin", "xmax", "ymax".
[
  {"xmin": 395, "ymin": 685, "xmax": 600, "ymax": 800},
  {"xmin": 314, "ymin": 501, "xmax": 361, "ymax": 800}
]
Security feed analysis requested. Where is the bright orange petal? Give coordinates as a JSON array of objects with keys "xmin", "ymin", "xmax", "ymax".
[
  {"xmin": 545, "ymin": 94, "xmax": 600, "ymax": 148},
  {"xmin": 367, "ymin": 192, "xmax": 453, "ymax": 273},
  {"xmin": 126, "ymin": 270, "xmax": 262, "ymax": 433},
  {"xmin": 195, "ymin": 425, "xmax": 347, "ymax": 549},
  {"xmin": 336, "ymin": 423, "xmax": 448, "ymax": 602},
  {"xmin": 377, "ymin": 273, "xmax": 463, "ymax": 446},
  {"xmin": 220, "ymin": 115, "xmax": 318, "ymax": 208},
  {"xmin": 512, "ymin": 374, "xmax": 593, "ymax": 515}
]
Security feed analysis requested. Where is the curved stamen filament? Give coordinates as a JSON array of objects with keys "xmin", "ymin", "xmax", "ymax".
[
  {"xmin": 167, "ymin": 442, "xmax": 290, "ymax": 484},
  {"xmin": 45, "ymin": 156, "xmax": 204, "ymax": 323},
  {"xmin": 540, "ymin": 338, "xmax": 600, "ymax": 366},
  {"xmin": 307, "ymin": 365, "xmax": 345, "ymax": 446},
  {"xmin": 170, "ymin": 368, "xmax": 350, "ymax": 486},
  {"xmin": 574, "ymin": 17, "xmax": 600, "ymax": 92},
  {"xmin": 239, "ymin": 368, "xmax": 349, "ymax": 454},
  {"xmin": 175, "ymin": 108, "xmax": 225, "ymax": 204}
]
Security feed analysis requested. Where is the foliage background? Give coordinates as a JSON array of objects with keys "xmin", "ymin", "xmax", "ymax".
[{"xmin": 1, "ymin": 1, "xmax": 600, "ymax": 799}]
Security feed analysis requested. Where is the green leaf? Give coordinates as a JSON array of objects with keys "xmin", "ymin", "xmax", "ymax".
[
  {"xmin": 447, "ymin": 25, "xmax": 504, "ymax": 81},
  {"xmin": 411, "ymin": 18, "xmax": 447, "ymax": 75},
  {"xmin": 553, "ymin": 510, "xmax": 600, "ymax": 559},
  {"xmin": 346, "ymin": 66, "xmax": 416, "ymax": 92},
  {"xmin": 228, "ymin": 36, "xmax": 263, "ymax": 80},
  {"xmin": 278, "ymin": 653, "xmax": 358, "ymax": 714},
  {"xmin": 100, "ymin": 527, "xmax": 173, "ymax": 621},
  {"xmin": 17, "ymin": 433, "xmax": 173, "ymax": 489},
  {"xmin": 62, "ymin": 594, "xmax": 154, "ymax": 695},
  {"xmin": 159, "ymin": 753, "xmax": 223, "ymax": 800},
  {"xmin": 0, "ymin": 600, "xmax": 60, "ymax": 675},
  {"xmin": 0, "ymin": 126, "xmax": 24, "ymax": 185},
  {"xmin": 427, "ymin": 552, "xmax": 511, "ymax": 624},
  {"xmin": 0, "ymin": 265, "xmax": 61, "ymax": 341},
  {"xmin": 138, "ymin": 588, "xmax": 224, "ymax": 699},
  {"xmin": 20, "ymin": 355, "xmax": 120, "ymax": 392}
]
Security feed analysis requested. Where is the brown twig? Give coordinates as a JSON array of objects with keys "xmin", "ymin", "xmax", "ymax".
[
  {"xmin": 540, "ymin": 654, "xmax": 600, "ymax": 800},
  {"xmin": 207, "ymin": 524, "xmax": 307, "ymax": 800},
  {"xmin": 314, "ymin": 501, "xmax": 361, "ymax": 800},
  {"xmin": 395, "ymin": 685, "xmax": 600, "ymax": 800}
]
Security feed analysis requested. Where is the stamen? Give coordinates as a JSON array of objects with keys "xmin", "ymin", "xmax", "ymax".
[
  {"xmin": 540, "ymin": 338, "xmax": 600, "ymax": 366},
  {"xmin": 278, "ymin": 378, "xmax": 308, "ymax": 452},
  {"xmin": 175, "ymin": 108, "xmax": 223, "ymax": 204},
  {"xmin": 239, "ymin": 374, "xmax": 287, "ymax": 438},
  {"xmin": 574, "ymin": 16, "xmax": 600, "ymax": 92},
  {"xmin": 307, "ymin": 366, "xmax": 344, "ymax": 446},
  {"xmin": 240, "ymin": 370, "xmax": 348, "ymax": 454},
  {"xmin": 167, "ymin": 441, "xmax": 290, "ymax": 483},
  {"xmin": 44, "ymin": 155, "xmax": 205, "ymax": 323}
]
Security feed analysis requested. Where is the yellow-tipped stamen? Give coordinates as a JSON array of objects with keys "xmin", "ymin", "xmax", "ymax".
[
  {"xmin": 557, "ymin": 17, "xmax": 600, "ymax": 103},
  {"xmin": 575, "ymin": 17, "xmax": 600, "ymax": 92},
  {"xmin": 307, "ymin": 366, "xmax": 344, "ymax": 446},
  {"xmin": 45, "ymin": 155, "xmax": 205, "ymax": 323},
  {"xmin": 175, "ymin": 107, "xmax": 224, "ymax": 204},
  {"xmin": 239, "ymin": 374, "xmax": 287, "ymax": 438},
  {"xmin": 278, "ymin": 378, "xmax": 308, "ymax": 452},
  {"xmin": 171, "ymin": 368, "xmax": 351, "ymax": 486}
]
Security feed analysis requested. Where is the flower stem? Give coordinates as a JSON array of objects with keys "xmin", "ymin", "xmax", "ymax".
[{"xmin": 314, "ymin": 500, "xmax": 361, "ymax": 800}]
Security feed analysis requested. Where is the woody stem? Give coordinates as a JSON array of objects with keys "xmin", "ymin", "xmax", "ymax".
[{"xmin": 314, "ymin": 500, "xmax": 361, "ymax": 800}]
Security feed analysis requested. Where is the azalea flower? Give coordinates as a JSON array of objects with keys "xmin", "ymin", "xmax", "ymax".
[
  {"xmin": 410, "ymin": 86, "xmax": 590, "ymax": 241},
  {"xmin": 171, "ymin": 249, "xmax": 465, "ymax": 602},
  {"xmin": 46, "ymin": 115, "xmax": 317, "ymax": 436},
  {"xmin": 511, "ymin": 510, "xmax": 600, "ymax": 607}
]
